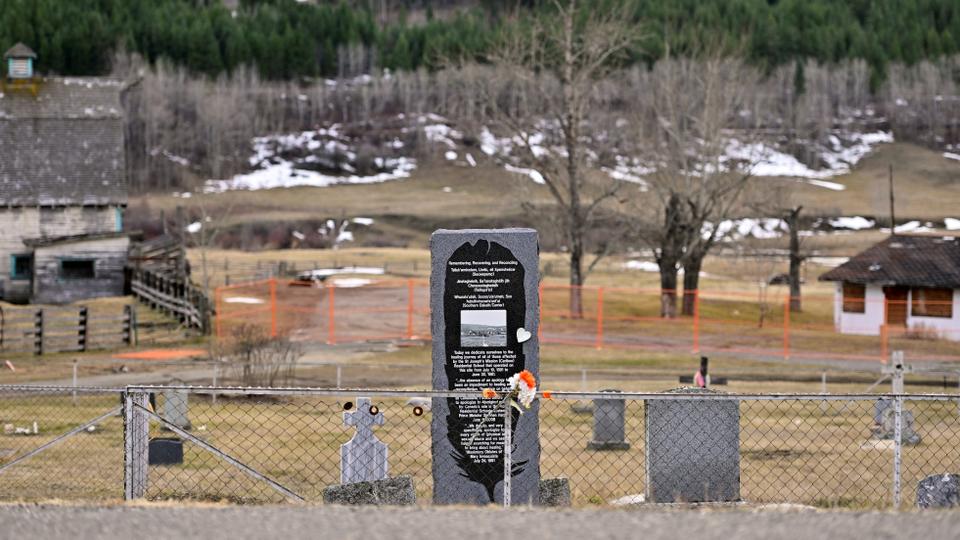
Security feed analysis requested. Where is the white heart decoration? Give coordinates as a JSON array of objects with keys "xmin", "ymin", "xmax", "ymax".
[{"xmin": 516, "ymin": 327, "xmax": 532, "ymax": 343}]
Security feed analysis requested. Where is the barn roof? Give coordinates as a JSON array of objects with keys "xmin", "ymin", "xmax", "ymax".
[
  {"xmin": 0, "ymin": 77, "xmax": 126, "ymax": 206},
  {"xmin": 819, "ymin": 235, "xmax": 960, "ymax": 289}
]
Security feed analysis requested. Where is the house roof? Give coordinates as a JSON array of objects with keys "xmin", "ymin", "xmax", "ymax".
[
  {"xmin": 23, "ymin": 231, "xmax": 133, "ymax": 248},
  {"xmin": 819, "ymin": 235, "xmax": 960, "ymax": 289},
  {"xmin": 0, "ymin": 77, "xmax": 126, "ymax": 206},
  {"xmin": 4, "ymin": 43, "xmax": 37, "ymax": 59}
]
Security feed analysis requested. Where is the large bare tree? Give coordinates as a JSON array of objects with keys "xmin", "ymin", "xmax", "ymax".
[
  {"xmin": 476, "ymin": 0, "xmax": 637, "ymax": 317},
  {"xmin": 632, "ymin": 53, "xmax": 762, "ymax": 317}
]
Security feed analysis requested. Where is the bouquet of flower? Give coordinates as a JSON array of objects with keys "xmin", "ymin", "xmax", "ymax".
[
  {"xmin": 481, "ymin": 369, "xmax": 551, "ymax": 413},
  {"xmin": 468, "ymin": 370, "xmax": 550, "ymax": 447}
]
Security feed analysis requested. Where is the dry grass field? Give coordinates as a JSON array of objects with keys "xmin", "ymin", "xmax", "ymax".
[{"xmin": 2, "ymin": 389, "xmax": 959, "ymax": 508}]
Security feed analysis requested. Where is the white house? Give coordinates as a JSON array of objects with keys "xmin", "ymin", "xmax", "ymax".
[{"xmin": 819, "ymin": 234, "xmax": 960, "ymax": 341}]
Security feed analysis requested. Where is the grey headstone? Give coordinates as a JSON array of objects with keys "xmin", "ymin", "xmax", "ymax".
[
  {"xmin": 430, "ymin": 229, "xmax": 541, "ymax": 505},
  {"xmin": 161, "ymin": 390, "xmax": 191, "ymax": 430},
  {"xmin": 916, "ymin": 474, "xmax": 960, "ymax": 509},
  {"xmin": 538, "ymin": 477, "xmax": 571, "ymax": 507},
  {"xmin": 341, "ymin": 397, "xmax": 388, "ymax": 484},
  {"xmin": 645, "ymin": 388, "xmax": 740, "ymax": 503},
  {"xmin": 587, "ymin": 389, "xmax": 630, "ymax": 451},
  {"xmin": 323, "ymin": 475, "xmax": 416, "ymax": 506},
  {"xmin": 873, "ymin": 407, "xmax": 921, "ymax": 445}
]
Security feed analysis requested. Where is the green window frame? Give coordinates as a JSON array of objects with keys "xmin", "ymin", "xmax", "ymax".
[{"xmin": 10, "ymin": 254, "xmax": 32, "ymax": 280}]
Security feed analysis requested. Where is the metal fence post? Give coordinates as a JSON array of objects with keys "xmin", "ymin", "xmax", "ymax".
[
  {"xmin": 503, "ymin": 402, "xmax": 512, "ymax": 508},
  {"xmin": 270, "ymin": 278, "xmax": 278, "ymax": 338},
  {"xmin": 406, "ymin": 279, "xmax": 415, "ymax": 340},
  {"xmin": 72, "ymin": 360, "xmax": 78, "ymax": 406},
  {"xmin": 124, "ymin": 391, "xmax": 150, "ymax": 500},
  {"xmin": 893, "ymin": 394, "xmax": 903, "ymax": 509},
  {"xmin": 595, "ymin": 287, "xmax": 604, "ymax": 350},
  {"xmin": 692, "ymin": 289, "xmax": 700, "ymax": 353},
  {"xmin": 327, "ymin": 281, "xmax": 336, "ymax": 345},
  {"xmin": 782, "ymin": 295, "xmax": 790, "ymax": 360}
]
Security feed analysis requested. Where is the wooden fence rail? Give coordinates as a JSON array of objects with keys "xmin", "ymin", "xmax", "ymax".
[
  {"xmin": 0, "ymin": 305, "xmax": 136, "ymax": 356},
  {"xmin": 131, "ymin": 269, "xmax": 210, "ymax": 334}
]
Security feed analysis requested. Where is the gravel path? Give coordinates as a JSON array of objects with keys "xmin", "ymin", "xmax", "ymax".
[{"xmin": 2, "ymin": 504, "xmax": 959, "ymax": 540}]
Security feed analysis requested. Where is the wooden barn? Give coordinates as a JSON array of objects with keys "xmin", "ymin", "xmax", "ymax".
[{"xmin": 0, "ymin": 43, "xmax": 130, "ymax": 304}]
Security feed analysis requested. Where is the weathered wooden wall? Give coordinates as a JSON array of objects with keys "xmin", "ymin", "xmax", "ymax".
[
  {"xmin": 0, "ymin": 206, "xmax": 121, "ymax": 302},
  {"xmin": 32, "ymin": 235, "xmax": 129, "ymax": 304}
]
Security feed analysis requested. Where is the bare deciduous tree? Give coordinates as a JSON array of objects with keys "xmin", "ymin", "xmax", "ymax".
[
  {"xmin": 784, "ymin": 205, "xmax": 804, "ymax": 312},
  {"xmin": 632, "ymin": 53, "xmax": 762, "ymax": 317},
  {"xmin": 476, "ymin": 0, "xmax": 637, "ymax": 317}
]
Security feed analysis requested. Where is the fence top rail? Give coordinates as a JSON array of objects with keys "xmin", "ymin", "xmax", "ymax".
[
  {"xmin": 125, "ymin": 385, "xmax": 478, "ymax": 398},
  {"xmin": 122, "ymin": 385, "xmax": 960, "ymax": 401},
  {"xmin": 0, "ymin": 385, "xmax": 124, "ymax": 394}
]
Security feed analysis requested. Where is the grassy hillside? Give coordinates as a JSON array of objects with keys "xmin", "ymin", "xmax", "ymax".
[{"xmin": 141, "ymin": 141, "xmax": 960, "ymax": 254}]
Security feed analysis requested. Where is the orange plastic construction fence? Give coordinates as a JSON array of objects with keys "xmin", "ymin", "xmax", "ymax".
[{"xmin": 214, "ymin": 280, "xmax": 960, "ymax": 364}]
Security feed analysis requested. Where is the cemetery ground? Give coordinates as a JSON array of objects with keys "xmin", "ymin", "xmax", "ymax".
[{"xmin": 1, "ymin": 359, "xmax": 959, "ymax": 507}]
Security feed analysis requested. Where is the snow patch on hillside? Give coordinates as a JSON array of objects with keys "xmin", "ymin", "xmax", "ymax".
[{"xmin": 205, "ymin": 124, "xmax": 417, "ymax": 192}]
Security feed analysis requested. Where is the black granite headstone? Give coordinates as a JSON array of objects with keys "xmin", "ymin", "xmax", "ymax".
[
  {"xmin": 430, "ymin": 229, "xmax": 540, "ymax": 505},
  {"xmin": 148, "ymin": 437, "xmax": 184, "ymax": 465}
]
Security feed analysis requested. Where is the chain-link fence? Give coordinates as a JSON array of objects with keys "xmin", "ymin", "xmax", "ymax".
[
  {"xmin": 0, "ymin": 386, "xmax": 124, "ymax": 501},
  {"xmin": 3, "ymin": 385, "xmax": 960, "ymax": 508}
]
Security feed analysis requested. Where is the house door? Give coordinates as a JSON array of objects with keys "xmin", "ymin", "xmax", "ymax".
[{"xmin": 883, "ymin": 286, "xmax": 909, "ymax": 326}]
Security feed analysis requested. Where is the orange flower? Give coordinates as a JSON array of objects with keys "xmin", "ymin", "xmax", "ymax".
[
  {"xmin": 518, "ymin": 370, "xmax": 537, "ymax": 389},
  {"xmin": 481, "ymin": 388, "xmax": 497, "ymax": 399},
  {"xmin": 542, "ymin": 391, "xmax": 553, "ymax": 400}
]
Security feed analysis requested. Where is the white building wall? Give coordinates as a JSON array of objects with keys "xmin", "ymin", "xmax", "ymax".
[
  {"xmin": 906, "ymin": 288, "xmax": 960, "ymax": 342},
  {"xmin": 836, "ymin": 283, "xmax": 885, "ymax": 336}
]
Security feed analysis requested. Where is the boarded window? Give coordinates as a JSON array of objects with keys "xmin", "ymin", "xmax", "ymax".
[
  {"xmin": 11, "ymin": 254, "xmax": 32, "ymax": 280},
  {"xmin": 842, "ymin": 282, "xmax": 866, "ymax": 313},
  {"xmin": 911, "ymin": 287, "xmax": 953, "ymax": 318},
  {"xmin": 61, "ymin": 259, "xmax": 95, "ymax": 279}
]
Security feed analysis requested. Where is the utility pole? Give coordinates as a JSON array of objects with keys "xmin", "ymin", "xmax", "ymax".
[{"xmin": 888, "ymin": 164, "xmax": 896, "ymax": 234}]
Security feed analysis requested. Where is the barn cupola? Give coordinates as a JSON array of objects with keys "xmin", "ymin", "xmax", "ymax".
[{"xmin": 4, "ymin": 43, "xmax": 37, "ymax": 80}]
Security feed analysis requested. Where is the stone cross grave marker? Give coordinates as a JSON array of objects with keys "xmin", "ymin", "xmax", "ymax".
[
  {"xmin": 341, "ymin": 397, "xmax": 388, "ymax": 485},
  {"xmin": 431, "ymin": 228, "xmax": 540, "ymax": 505},
  {"xmin": 587, "ymin": 390, "xmax": 630, "ymax": 450}
]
